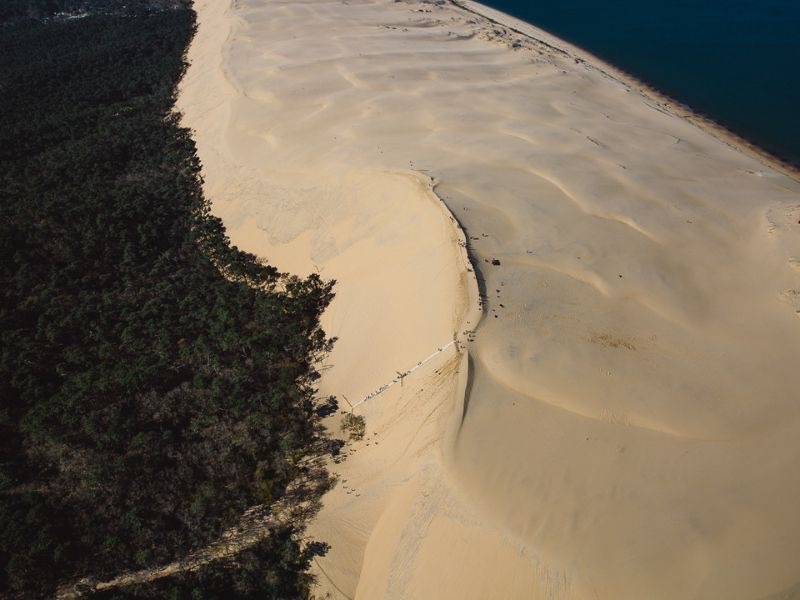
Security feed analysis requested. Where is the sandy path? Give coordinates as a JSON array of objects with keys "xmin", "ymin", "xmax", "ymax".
[{"xmin": 179, "ymin": 1, "xmax": 800, "ymax": 598}]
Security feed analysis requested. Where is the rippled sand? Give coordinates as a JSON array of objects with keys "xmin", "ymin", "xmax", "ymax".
[{"xmin": 179, "ymin": 0, "xmax": 800, "ymax": 597}]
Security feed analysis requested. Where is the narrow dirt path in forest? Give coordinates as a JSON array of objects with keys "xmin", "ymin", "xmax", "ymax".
[{"xmin": 56, "ymin": 465, "xmax": 331, "ymax": 599}]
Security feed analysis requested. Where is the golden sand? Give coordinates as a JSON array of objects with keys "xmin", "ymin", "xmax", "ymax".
[{"xmin": 178, "ymin": 1, "xmax": 800, "ymax": 597}]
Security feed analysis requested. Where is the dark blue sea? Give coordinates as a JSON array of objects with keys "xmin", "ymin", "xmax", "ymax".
[{"xmin": 478, "ymin": 0, "xmax": 800, "ymax": 167}]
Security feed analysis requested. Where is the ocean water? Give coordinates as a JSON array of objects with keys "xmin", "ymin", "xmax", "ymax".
[{"xmin": 478, "ymin": 0, "xmax": 800, "ymax": 167}]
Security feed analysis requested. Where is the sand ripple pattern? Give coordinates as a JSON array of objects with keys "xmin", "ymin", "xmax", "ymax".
[{"xmin": 181, "ymin": 0, "xmax": 800, "ymax": 598}]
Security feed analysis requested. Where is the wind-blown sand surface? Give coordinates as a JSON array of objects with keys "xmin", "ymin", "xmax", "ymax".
[{"xmin": 178, "ymin": 0, "xmax": 800, "ymax": 597}]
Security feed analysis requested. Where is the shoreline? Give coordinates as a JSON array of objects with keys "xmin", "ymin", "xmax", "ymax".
[{"xmin": 454, "ymin": 0, "xmax": 800, "ymax": 181}]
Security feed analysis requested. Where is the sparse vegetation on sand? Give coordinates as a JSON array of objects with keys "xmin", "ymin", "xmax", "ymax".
[{"xmin": 341, "ymin": 413, "xmax": 367, "ymax": 441}]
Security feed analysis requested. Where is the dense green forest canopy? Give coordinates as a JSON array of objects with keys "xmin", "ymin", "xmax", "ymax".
[
  {"xmin": 0, "ymin": 2, "xmax": 337, "ymax": 598},
  {"xmin": 0, "ymin": 0, "xmax": 182, "ymax": 22}
]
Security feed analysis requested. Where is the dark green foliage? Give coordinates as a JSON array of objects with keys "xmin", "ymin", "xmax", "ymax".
[
  {"xmin": 0, "ymin": 4, "xmax": 334, "ymax": 598},
  {"xmin": 0, "ymin": 0, "xmax": 186, "ymax": 23},
  {"xmin": 340, "ymin": 413, "xmax": 366, "ymax": 441},
  {"xmin": 92, "ymin": 528, "xmax": 314, "ymax": 600}
]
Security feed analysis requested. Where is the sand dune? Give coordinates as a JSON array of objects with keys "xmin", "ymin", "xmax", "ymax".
[{"xmin": 179, "ymin": 0, "xmax": 800, "ymax": 597}]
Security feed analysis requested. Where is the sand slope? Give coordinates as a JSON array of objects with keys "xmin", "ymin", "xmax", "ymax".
[{"xmin": 179, "ymin": 0, "xmax": 800, "ymax": 598}]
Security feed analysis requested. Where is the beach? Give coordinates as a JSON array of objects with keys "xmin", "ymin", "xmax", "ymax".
[{"xmin": 177, "ymin": 0, "xmax": 800, "ymax": 597}]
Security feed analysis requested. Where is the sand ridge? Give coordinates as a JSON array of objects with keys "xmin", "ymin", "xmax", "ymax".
[{"xmin": 179, "ymin": 0, "xmax": 800, "ymax": 597}]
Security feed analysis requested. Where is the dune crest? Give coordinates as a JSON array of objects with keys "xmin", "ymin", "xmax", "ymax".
[{"xmin": 179, "ymin": 0, "xmax": 800, "ymax": 597}]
